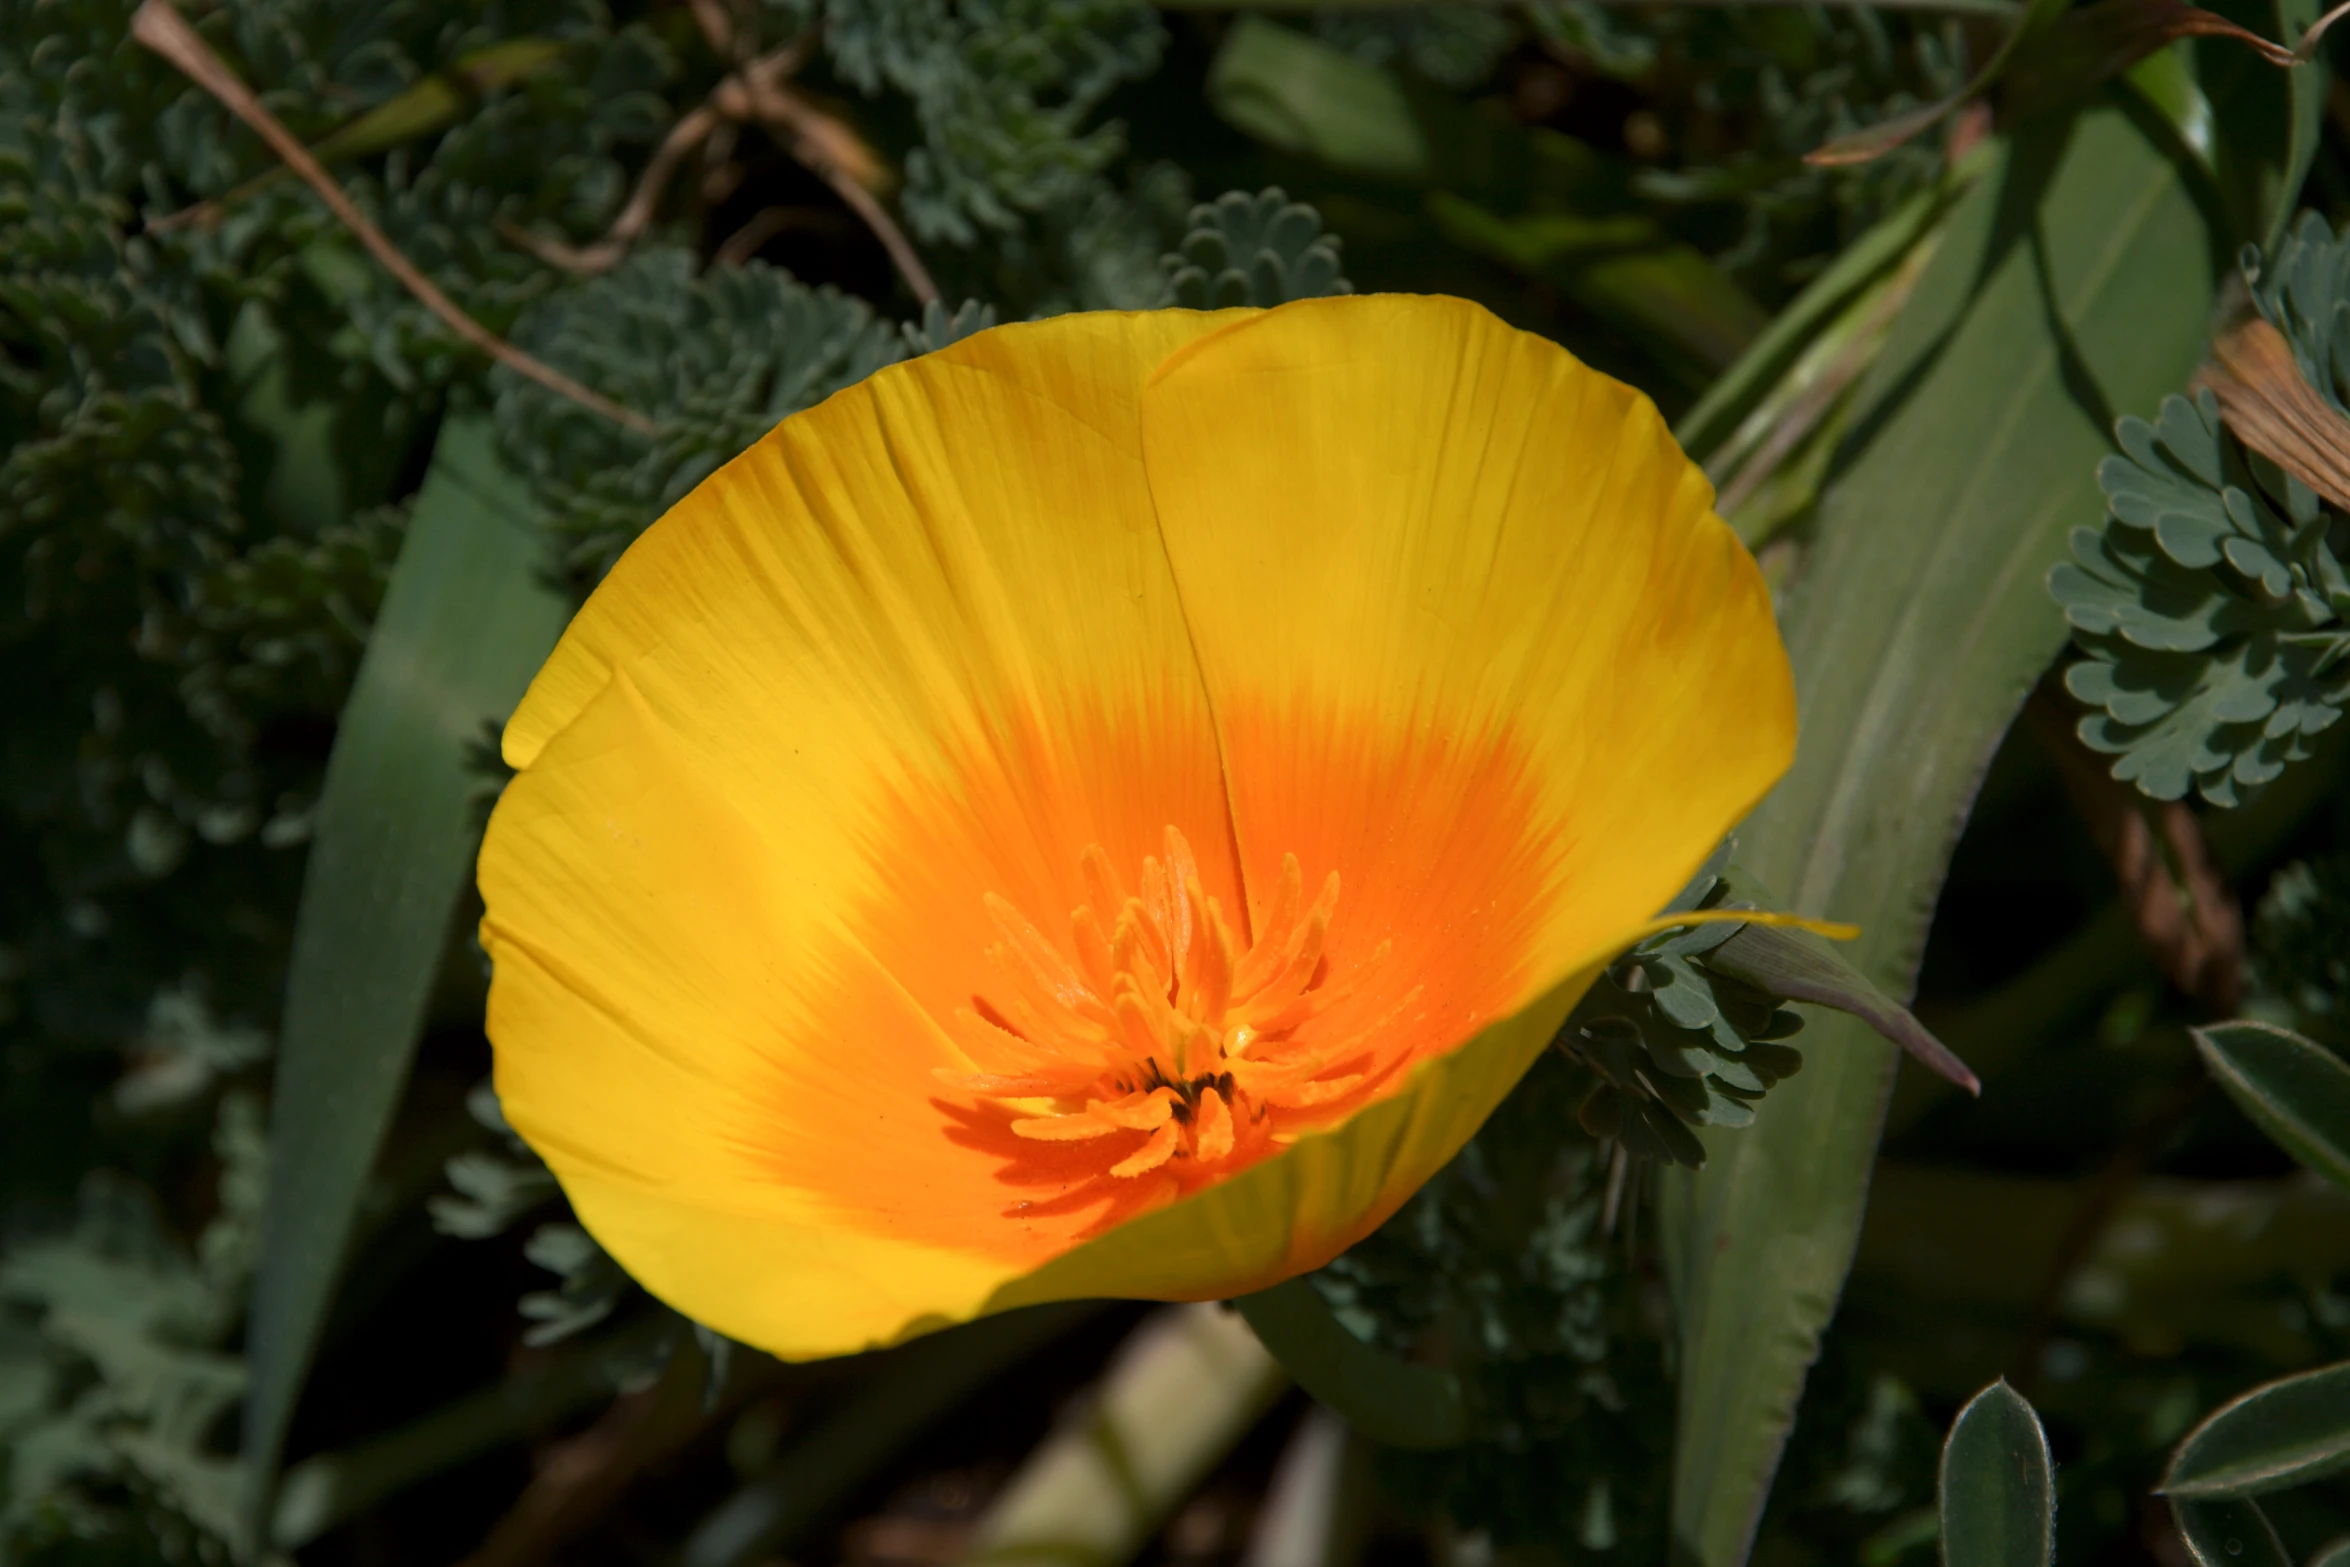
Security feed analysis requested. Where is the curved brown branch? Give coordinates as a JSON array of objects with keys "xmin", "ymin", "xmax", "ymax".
[
  {"xmin": 499, "ymin": 103, "xmax": 723, "ymax": 276},
  {"xmin": 727, "ymin": 59, "xmax": 937, "ymax": 305},
  {"xmin": 501, "ymin": 29, "xmax": 926, "ymax": 303},
  {"xmin": 130, "ymin": 0, "xmax": 654, "ymax": 437}
]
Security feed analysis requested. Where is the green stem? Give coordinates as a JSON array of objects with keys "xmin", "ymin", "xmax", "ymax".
[{"xmin": 1234, "ymin": 1279, "xmax": 1465, "ymax": 1451}]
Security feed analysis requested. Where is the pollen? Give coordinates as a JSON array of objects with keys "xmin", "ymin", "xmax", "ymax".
[{"xmin": 943, "ymin": 827, "xmax": 1406, "ymax": 1187}]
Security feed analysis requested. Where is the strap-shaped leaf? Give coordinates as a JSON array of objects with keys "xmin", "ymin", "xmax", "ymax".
[
  {"xmin": 2192, "ymin": 1020, "xmax": 2350, "ymax": 1190},
  {"xmin": 1939, "ymin": 1381, "xmax": 2055, "ymax": 1567},
  {"xmin": 1234, "ymin": 1278, "xmax": 1466, "ymax": 1451},
  {"xmin": 2162, "ymin": 1360, "xmax": 2350, "ymax": 1499},
  {"xmin": 2173, "ymin": 1497, "xmax": 2293, "ymax": 1567},
  {"xmin": 241, "ymin": 416, "xmax": 572, "ymax": 1534},
  {"xmin": 1662, "ymin": 101, "xmax": 2219, "ymax": 1567}
]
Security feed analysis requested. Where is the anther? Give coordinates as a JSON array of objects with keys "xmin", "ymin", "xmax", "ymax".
[{"xmin": 951, "ymin": 827, "xmax": 1389, "ymax": 1187}]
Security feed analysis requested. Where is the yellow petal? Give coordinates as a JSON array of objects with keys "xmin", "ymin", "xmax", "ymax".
[
  {"xmin": 1139, "ymin": 293, "xmax": 1794, "ymax": 1026},
  {"xmin": 483, "ymin": 310, "xmax": 1252, "ymax": 1356}
]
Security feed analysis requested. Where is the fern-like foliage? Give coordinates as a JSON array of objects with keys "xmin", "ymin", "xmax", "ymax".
[
  {"xmin": 1, "ymin": 1099, "xmax": 263, "ymax": 1563},
  {"xmin": 2052, "ymin": 389, "xmax": 2350, "ymax": 805},
  {"xmin": 902, "ymin": 295, "xmax": 1001, "ymax": 353},
  {"xmin": 2051, "ymin": 214, "xmax": 2350, "ymax": 805},
  {"xmin": 1159, "ymin": 188, "xmax": 1351, "ymax": 309},
  {"xmin": 493, "ymin": 247, "xmax": 904, "ymax": 579},
  {"xmin": 0, "ymin": 0, "xmax": 681, "ymax": 1077},
  {"xmin": 823, "ymin": 0, "xmax": 1164, "ymax": 248},
  {"xmin": 431, "ymin": 1084, "xmax": 650, "ymax": 1350},
  {"xmin": 1307, "ymin": 1051, "xmax": 1669, "ymax": 1554},
  {"xmin": 1553, "ymin": 861, "xmax": 1807, "ymax": 1166},
  {"xmin": 1531, "ymin": 0, "xmax": 1961, "ymax": 295}
]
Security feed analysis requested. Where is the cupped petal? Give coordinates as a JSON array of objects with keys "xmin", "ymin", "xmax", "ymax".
[
  {"xmin": 482, "ymin": 310, "xmax": 1252, "ymax": 1358},
  {"xmin": 1140, "ymin": 293, "xmax": 1794, "ymax": 1039},
  {"xmin": 988, "ymin": 295, "xmax": 1797, "ymax": 1303},
  {"xmin": 482, "ymin": 296, "xmax": 1796, "ymax": 1359}
]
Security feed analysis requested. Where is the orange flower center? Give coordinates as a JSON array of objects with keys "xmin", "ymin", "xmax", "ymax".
[{"xmin": 944, "ymin": 827, "xmax": 1404, "ymax": 1186}]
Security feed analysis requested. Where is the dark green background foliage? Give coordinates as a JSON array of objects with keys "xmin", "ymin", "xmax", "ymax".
[
  {"xmin": 1310, "ymin": 1051, "xmax": 1676, "ymax": 1558},
  {"xmin": 9, "ymin": 0, "xmax": 2350, "ymax": 1565}
]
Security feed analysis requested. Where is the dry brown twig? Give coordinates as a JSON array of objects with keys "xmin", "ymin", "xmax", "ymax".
[
  {"xmin": 503, "ymin": 16, "xmax": 935, "ymax": 303},
  {"xmin": 2302, "ymin": 0, "xmax": 2350, "ymax": 57},
  {"xmin": 690, "ymin": 0, "xmax": 750, "ymax": 62},
  {"xmin": 129, "ymin": 0, "xmax": 655, "ymax": 436},
  {"xmin": 497, "ymin": 101, "xmax": 726, "ymax": 275},
  {"xmin": 726, "ymin": 56, "xmax": 938, "ymax": 304}
]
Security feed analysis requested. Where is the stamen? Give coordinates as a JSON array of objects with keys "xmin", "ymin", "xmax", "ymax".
[{"xmin": 954, "ymin": 828, "xmax": 1389, "ymax": 1189}]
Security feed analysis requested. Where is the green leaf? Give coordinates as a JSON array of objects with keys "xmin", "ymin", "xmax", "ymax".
[
  {"xmin": 1558, "ymin": 864, "xmax": 1816, "ymax": 1165},
  {"xmin": 2192, "ymin": 0, "xmax": 2327, "ymax": 252},
  {"xmin": 2310, "ymin": 1536, "xmax": 2350, "ymax": 1567},
  {"xmin": 1938, "ymin": 1382, "xmax": 2055, "ymax": 1567},
  {"xmin": 1674, "ymin": 169, "xmax": 1972, "ymax": 466},
  {"xmin": 2050, "ymin": 387, "xmax": 2349, "ymax": 807},
  {"xmin": 2163, "ymin": 1360, "xmax": 2350, "ymax": 1499},
  {"xmin": 2193, "ymin": 1020, "xmax": 2350, "ymax": 1190},
  {"xmin": 1658, "ymin": 98, "xmax": 2218, "ymax": 1567},
  {"xmin": 240, "ymin": 415, "xmax": 573, "ymax": 1535},
  {"xmin": 2252, "ymin": 212, "xmax": 2350, "ymax": 419},
  {"xmin": 1706, "ymin": 920, "xmax": 1979, "ymax": 1093},
  {"xmin": 1233, "ymin": 1278, "xmax": 1465, "ymax": 1451},
  {"xmin": 2174, "ymin": 1497, "xmax": 2294, "ymax": 1567},
  {"xmin": 1207, "ymin": 17, "xmax": 1433, "ymax": 181}
]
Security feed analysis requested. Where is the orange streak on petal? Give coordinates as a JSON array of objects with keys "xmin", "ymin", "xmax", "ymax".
[{"xmin": 741, "ymin": 694, "xmax": 1554, "ymax": 1266}]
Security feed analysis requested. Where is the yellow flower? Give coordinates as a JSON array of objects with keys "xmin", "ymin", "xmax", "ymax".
[{"xmin": 477, "ymin": 294, "xmax": 1794, "ymax": 1361}]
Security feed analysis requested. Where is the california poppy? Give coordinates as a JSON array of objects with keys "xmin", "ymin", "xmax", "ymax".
[{"xmin": 477, "ymin": 294, "xmax": 1795, "ymax": 1360}]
